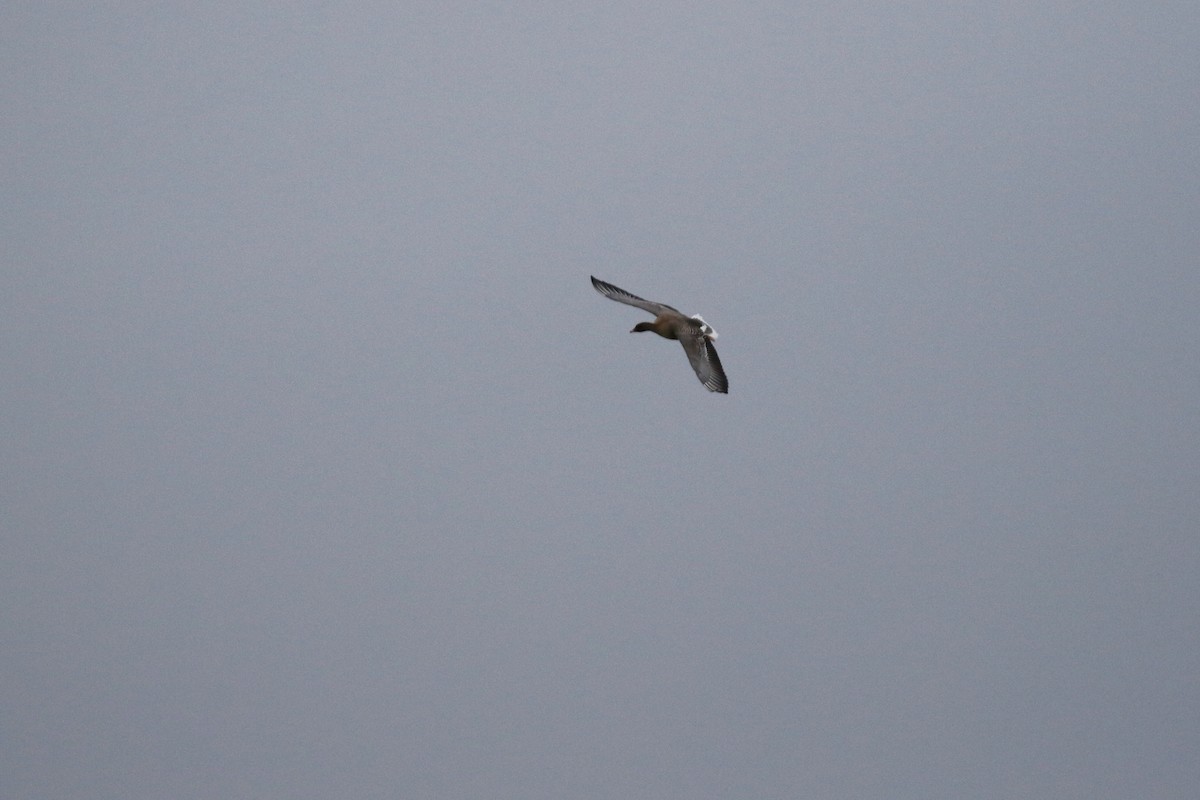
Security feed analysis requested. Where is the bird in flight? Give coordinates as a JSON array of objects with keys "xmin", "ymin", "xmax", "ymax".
[{"xmin": 591, "ymin": 276, "xmax": 729, "ymax": 393}]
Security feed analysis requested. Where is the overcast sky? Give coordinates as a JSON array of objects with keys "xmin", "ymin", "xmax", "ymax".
[{"xmin": 4, "ymin": 3, "xmax": 1198, "ymax": 798}]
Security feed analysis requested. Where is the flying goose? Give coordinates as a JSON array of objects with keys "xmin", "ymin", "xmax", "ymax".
[{"xmin": 591, "ymin": 276, "xmax": 729, "ymax": 393}]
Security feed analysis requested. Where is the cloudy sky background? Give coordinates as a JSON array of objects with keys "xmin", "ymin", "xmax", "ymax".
[{"xmin": 4, "ymin": 3, "xmax": 1198, "ymax": 798}]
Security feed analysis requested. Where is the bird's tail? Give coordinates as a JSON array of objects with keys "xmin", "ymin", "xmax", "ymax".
[{"xmin": 691, "ymin": 315, "xmax": 718, "ymax": 340}]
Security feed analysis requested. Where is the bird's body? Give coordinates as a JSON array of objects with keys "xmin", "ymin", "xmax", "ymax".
[{"xmin": 590, "ymin": 276, "xmax": 729, "ymax": 393}]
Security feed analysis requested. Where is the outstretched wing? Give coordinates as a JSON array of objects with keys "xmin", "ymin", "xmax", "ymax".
[
  {"xmin": 591, "ymin": 276, "xmax": 679, "ymax": 316},
  {"xmin": 680, "ymin": 333, "xmax": 729, "ymax": 393}
]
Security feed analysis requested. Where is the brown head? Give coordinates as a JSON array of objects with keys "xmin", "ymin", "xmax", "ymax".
[{"xmin": 631, "ymin": 316, "xmax": 680, "ymax": 340}]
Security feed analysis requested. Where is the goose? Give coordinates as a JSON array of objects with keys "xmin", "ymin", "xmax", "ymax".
[{"xmin": 591, "ymin": 276, "xmax": 729, "ymax": 393}]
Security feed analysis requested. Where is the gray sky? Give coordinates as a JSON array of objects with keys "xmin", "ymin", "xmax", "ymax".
[{"xmin": 4, "ymin": 3, "xmax": 1198, "ymax": 798}]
